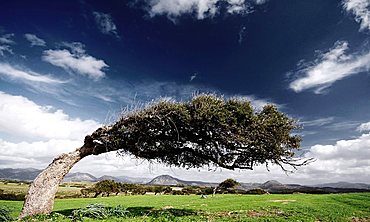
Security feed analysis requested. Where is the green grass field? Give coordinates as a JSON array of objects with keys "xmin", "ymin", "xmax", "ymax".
[
  {"xmin": 1, "ymin": 193, "xmax": 370, "ymax": 221},
  {"xmin": 0, "ymin": 181, "xmax": 89, "ymax": 199}
]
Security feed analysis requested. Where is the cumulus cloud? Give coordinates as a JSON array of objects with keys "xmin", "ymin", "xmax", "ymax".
[
  {"xmin": 0, "ymin": 139, "xmax": 83, "ymax": 169},
  {"xmin": 357, "ymin": 121, "xmax": 370, "ymax": 132},
  {"xmin": 299, "ymin": 133, "xmax": 370, "ymax": 183},
  {"xmin": 24, "ymin": 33, "xmax": 46, "ymax": 47},
  {"xmin": 93, "ymin": 11, "xmax": 119, "ymax": 37},
  {"xmin": 289, "ymin": 41, "xmax": 370, "ymax": 93},
  {"xmin": 343, "ymin": 0, "xmax": 370, "ymax": 31},
  {"xmin": 0, "ymin": 91, "xmax": 100, "ymax": 140},
  {"xmin": 0, "ymin": 62, "xmax": 64, "ymax": 84},
  {"xmin": 145, "ymin": 0, "xmax": 261, "ymax": 20},
  {"xmin": 42, "ymin": 42, "xmax": 108, "ymax": 80}
]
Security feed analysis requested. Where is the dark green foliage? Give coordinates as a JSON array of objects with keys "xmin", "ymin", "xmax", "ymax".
[
  {"xmin": 70, "ymin": 203, "xmax": 109, "ymax": 220},
  {"xmin": 245, "ymin": 188, "xmax": 269, "ymax": 195},
  {"xmin": 0, "ymin": 206, "xmax": 12, "ymax": 222},
  {"xmin": 87, "ymin": 180, "xmax": 120, "ymax": 197},
  {"xmin": 219, "ymin": 178, "xmax": 240, "ymax": 189},
  {"xmin": 85, "ymin": 94, "xmax": 308, "ymax": 171},
  {"xmin": 106, "ymin": 205, "xmax": 129, "ymax": 217},
  {"xmin": 0, "ymin": 192, "xmax": 25, "ymax": 201},
  {"xmin": 200, "ymin": 187, "xmax": 214, "ymax": 195}
]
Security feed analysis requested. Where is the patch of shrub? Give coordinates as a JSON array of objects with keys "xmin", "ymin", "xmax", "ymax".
[
  {"xmin": 70, "ymin": 203, "xmax": 128, "ymax": 221},
  {"xmin": 55, "ymin": 193, "xmax": 82, "ymax": 199},
  {"xmin": 0, "ymin": 193, "xmax": 25, "ymax": 201},
  {"xmin": 106, "ymin": 205, "xmax": 129, "ymax": 217},
  {"xmin": 246, "ymin": 188, "xmax": 268, "ymax": 195},
  {"xmin": 171, "ymin": 190, "xmax": 184, "ymax": 195},
  {"xmin": 71, "ymin": 203, "xmax": 107, "ymax": 220}
]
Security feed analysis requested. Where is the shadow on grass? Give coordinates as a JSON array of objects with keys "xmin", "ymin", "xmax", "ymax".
[{"xmin": 55, "ymin": 206, "xmax": 197, "ymax": 218}]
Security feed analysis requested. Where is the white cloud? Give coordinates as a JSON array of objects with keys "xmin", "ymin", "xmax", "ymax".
[
  {"xmin": 0, "ymin": 33, "xmax": 15, "ymax": 45},
  {"xmin": 0, "ymin": 139, "xmax": 83, "ymax": 169},
  {"xmin": 93, "ymin": 11, "xmax": 119, "ymax": 37},
  {"xmin": 60, "ymin": 42, "xmax": 86, "ymax": 55},
  {"xmin": 343, "ymin": 0, "xmax": 370, "ymax": 31},
  {"xmin": 146, "ymin": 0, "xmax": 259, "ymax": 20},
  {"xmin": 42, "ymin": 42, "xmax": 108, "ymax": 80},
  {"xmin": 227, "ymin": 0, "xmax": 251, "ymax": 14},
  {"xmin": 357, "ymin": 121, "xmax": 370, "ymax": 132},
  {"xmin": 299, "ymin": 133, "xmax": 370, "ymax": 183},
  {"xmin": 0, "ymin": 92, "xmax": 100, "ymax": 140},
  {"xmin": 0, "ymin": 62, "xmax": 64, "ymax": 84},
  {"xmin": 289, "ymin": 41, "xmax": 370, "ymax": 93},
  {"xmin": 24, "ymin": 33, "xmax": 46, "ymax": 47}
]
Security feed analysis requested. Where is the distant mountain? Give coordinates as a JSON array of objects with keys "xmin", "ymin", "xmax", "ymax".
[
  {"xmin": 147, "ymin": 175, "xmax": 217, "ymax": 187},
  {"xmin": 0, "ymin": 168, "xmax": 41, "ymax": 181},
  {"xmin": 116, "ymin": 176, "xmax": 151, "ymax": 184},
  {"xmin": 148, "ymin": 175, "xmax": 185, "ymax": 186},
  {"xmin": 0, "ymin": 168, "xmax": 150, "ymax": 183},
  {"xmin": 97, "ymin": 175, "xmax": 122, "ymax": 182},
  {"xmin": 63, "ymin": 172, "xmax": 96, "ymax": 182},
  {"xmin": 261, "ymin": 180, "xmax": 285, "ymax": 189},
  {"xmin": 313, "ymin": 182, "xmax": 370, "ymax": 190}
]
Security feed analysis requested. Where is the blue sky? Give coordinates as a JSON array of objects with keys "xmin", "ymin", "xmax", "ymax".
[{"xmin": 0, "ymin": 0, "xmax": 370, "ymax": 184}]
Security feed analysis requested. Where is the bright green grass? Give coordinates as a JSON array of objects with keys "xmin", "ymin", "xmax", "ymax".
[{"xmin": 1, "ymin": 193, "xmax": 370, "ymax": 221}]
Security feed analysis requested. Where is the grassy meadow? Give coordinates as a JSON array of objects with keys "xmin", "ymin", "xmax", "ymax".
[
  {"xmin": 1, "ymin": 192, "xmax": 370, "ymax": 221},
  {"xmin": 0, "ymin": 181, "xmax": 86, "ymax": 198}
]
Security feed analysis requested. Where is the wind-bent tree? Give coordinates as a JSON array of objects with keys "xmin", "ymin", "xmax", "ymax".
[
  {"xmin": 219, "ymin": 178, "xmax": 240, "ymax": 189},
  {"xmin": 213, "ymin": 178, "xmax": 240, "ymax": 195},
  {"xmin": 20, "ymin": 94, "xmax": 310, "ymax": 217}
]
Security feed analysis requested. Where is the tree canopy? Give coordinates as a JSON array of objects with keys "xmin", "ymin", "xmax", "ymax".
[
  {"xmin": 85, "ymin": 94, "xmax": 306, "ymax": 171},
  {"xmin": 219, "ymin": 178, "xmax": 240, "ymax": 190}
]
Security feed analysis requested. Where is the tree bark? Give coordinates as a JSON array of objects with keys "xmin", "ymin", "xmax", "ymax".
[{"xmin": 19, "ymin": 145, "xmax": 92, "ymax": 218}]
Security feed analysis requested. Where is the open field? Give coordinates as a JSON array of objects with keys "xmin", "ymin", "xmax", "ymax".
[
  {"xmin": 1, "ymin": 193, "xmax": 370, "ymax": 221},
  {"xmin": 0, "ymin": 181, "xmax": 90, "ymax": 199}
]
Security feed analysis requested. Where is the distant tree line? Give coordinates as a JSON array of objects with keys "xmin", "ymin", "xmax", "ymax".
[
  {"xmin": 80, "ymin": 179, "xmax": 268, "ymax": 198},
  {"xmin": 80, "ymin": 180, "xmax": 219, "ymax": 197}
]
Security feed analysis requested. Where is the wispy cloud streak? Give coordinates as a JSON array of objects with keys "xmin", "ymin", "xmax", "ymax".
[
  {"xmin": 24, "ymin": 33, "xmax": 46, "ymax": 47},
  {"xmin": 289, "ymin": 41, "xmax": 370, "ymax": 93}
]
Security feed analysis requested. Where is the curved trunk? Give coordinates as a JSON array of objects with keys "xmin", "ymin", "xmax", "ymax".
[{"xmin": 19, "ymin": 145, "xmax": 92, "ymax": 218}]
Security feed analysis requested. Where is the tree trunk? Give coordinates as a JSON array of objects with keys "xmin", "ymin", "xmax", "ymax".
[{"xmin": 19, "ymin": 145, "xmax": 92, "ymax": 218}]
